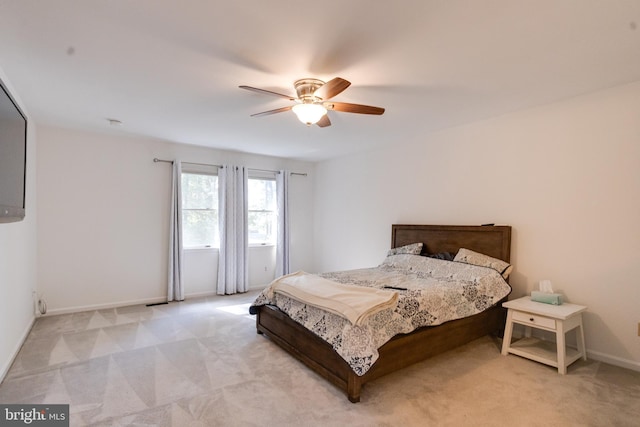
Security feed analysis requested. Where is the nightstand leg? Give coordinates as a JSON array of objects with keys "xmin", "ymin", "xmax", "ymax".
[
  {"xmin": 576, "ymin": 317, "xmax": 587, "ymax": 361},
  {"xmin": 557, "ymin": 321, "xmax": 567, "ymax": 374},
  {"xmin": 501, "ymin": 309, "xmax": 514, "ymax": 355}
]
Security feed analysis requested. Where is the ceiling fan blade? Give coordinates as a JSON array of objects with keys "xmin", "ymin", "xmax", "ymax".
[
  {"xmin": 316, "ymin": 114, "xmax": 331, "ymax": 128},
  {"xmin": 325, "ymin": 102, "xmax": 385, "ymax": 115},
  {"xmin": 239, "ymin": 85, "xmax": 297, "ymax": 101},
  {"xmin": 250, "ymin": 106, "xmax": 293, "ymax": 117},
  {"xmin": 313, "ymin": 77, "xmax": 351, "ymax": 101}
]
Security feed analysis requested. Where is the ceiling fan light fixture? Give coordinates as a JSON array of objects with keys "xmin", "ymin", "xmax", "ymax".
[
  {"xmin": 292, "ymin": 103, "xmax": 327, "ymax": 126},
  {"xmin": 240, "ymin": 77, "xmax": 383, "ymax": 128}
]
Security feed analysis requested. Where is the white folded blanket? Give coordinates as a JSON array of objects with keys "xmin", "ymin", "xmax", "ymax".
[{"xmin": 270, "ymin": 271, "xmax": 399, "ymax": 326}]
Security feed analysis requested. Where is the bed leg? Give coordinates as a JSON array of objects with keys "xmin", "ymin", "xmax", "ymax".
[
  {"xmin": 256, "ymin": 314, "xmax": 264, "ymax": 334},
  {"xmin": 347, "ymin": 375, "xmax": 361, "ymax": 403}
]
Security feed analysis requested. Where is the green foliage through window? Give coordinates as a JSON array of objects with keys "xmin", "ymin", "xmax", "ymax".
[
  {"xmin": 248, "ymin": 178, "xmax": 277, "ymax": 245},
  {"xmin": 180, "ymin": 173, "xmax": 277, "ymax": 248},
  {"xmin": 181, "ymin": 173, "xmax": 219, "ymax": 248}
]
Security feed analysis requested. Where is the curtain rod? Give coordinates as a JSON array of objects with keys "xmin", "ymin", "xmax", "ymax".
[
  {"xmin": 153, "ymin": 158, "xmax": 222, "ymax": 168},
  {"xmin": 153, "ymin": 158, "xmax": 307, "ymax": 176}
]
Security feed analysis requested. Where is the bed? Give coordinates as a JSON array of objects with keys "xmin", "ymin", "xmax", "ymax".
[{"xmin": 251, "ymin": 224, "xmax": 512, "ymax": 402}]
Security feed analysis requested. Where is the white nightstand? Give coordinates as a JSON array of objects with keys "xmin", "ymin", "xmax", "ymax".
[{"xmin": 501, "ymin": 296, "xmax": 587, "ymax": 374}]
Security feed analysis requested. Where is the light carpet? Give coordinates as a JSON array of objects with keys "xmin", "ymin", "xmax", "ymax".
[{"xmin": 1, "ymin": 291, "xmax": 638, "ymax": 426}]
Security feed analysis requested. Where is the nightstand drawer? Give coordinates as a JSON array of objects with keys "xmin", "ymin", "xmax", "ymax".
[{"xmin": 512, "ymin": 311, "xmax": 556, "ymax": 330}]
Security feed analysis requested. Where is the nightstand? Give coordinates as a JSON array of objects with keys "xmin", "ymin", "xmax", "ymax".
[{"xmin": 501, "ymin": 296, "xmax": 587, "ymax": 374}]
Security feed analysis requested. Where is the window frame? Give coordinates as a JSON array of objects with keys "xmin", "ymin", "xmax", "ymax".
[
  {"xmin": 247, "ymin": 172, "xmax": 278, "ymax": 247},
  {"xmin": 181, "ymin": 165, "xmax": 220, "ymax": 250}
]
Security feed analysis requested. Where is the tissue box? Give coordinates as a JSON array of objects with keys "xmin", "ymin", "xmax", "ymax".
[{"xmin": 531, "ymin": 291, "xmax": 563, "ymax": 305}]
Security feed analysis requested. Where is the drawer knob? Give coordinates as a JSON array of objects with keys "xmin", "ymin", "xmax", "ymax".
[{"xmin": 529, "ymin": 317, "xmax": 534, "ymax": 322}]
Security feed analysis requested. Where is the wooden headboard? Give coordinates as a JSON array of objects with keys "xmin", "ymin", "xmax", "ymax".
[{"xmin": 391, "ymin": 224, "xmax": 512, "ymax": 263}]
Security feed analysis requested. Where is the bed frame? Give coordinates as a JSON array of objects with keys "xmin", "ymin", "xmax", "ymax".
[{"xmin": 254, "ymin": 224, "xmax": 512, "ymax": 402}]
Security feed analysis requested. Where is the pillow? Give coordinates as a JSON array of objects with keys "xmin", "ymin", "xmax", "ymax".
[
  {"xmin": 387, "ymin": 242, "xmax": 423, "ymax": 256},
  {"xmin": 453, "ymin": 248, "xmax": 513, "ymax": 279}
]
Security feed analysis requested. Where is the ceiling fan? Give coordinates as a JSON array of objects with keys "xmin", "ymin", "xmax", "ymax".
[{"xmin": 239, "ymin": 77, "xmax": 384, "ymax": 127}]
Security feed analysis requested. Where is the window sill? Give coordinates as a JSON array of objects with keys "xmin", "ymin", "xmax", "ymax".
[
  {"xmin": 184, "ymin": 246, "xmax": 219, "ymax": 252},
  {"xmin": 184, "ymin": 245, "xmax": 275, "ymax": 251}
]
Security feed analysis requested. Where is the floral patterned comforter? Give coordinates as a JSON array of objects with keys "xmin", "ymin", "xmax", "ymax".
[{"xmin": 250, "ymin": 254, "xmax": 512, "ymax": 376}]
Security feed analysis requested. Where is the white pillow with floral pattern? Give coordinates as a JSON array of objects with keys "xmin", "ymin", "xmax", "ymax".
[
  {"xmin": 454, "ymin": 248, "xmax": 513, "ymax": 279},
  {"xmin": 387, "ymin": 242, "xmax": 423, "ymax": 257}
]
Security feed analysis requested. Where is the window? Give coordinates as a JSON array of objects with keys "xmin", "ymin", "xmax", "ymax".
[
  {"xmin": 248, "ymin": 177, "xmax": 277, "ymax": 245},
  {"xmin": 180, "ymin": 171, "xmax": 277, "ymax": 248},
  {"xmin": 181, "ymin": 172, "xmax": 219, "ymax": 248}
]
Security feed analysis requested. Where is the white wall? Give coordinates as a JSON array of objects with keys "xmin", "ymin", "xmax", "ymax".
[
  {"xmin": 184, "ymin": 245, "xmax": 276, "ymax": 296},
  {"xmin": 0, "ymin": 69, "xmax": 37, "ymax": 381},
  {"xmin": 37, "ymin": 125, "xmax": 314, "ymax": 313},
  {"xmin": 314, "ymin": 81, "xmax": 640, "ymax": 370}
]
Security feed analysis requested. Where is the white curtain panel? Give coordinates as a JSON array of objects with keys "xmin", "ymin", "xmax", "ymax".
[
  {"xmin": 217, "ymin": 165, "xmax": 249, "ymax": 295},
  {"xmin": 275, "ymin": 170, "xmax": 291, "ymax": 277},
  {"xmin": 168, "ymin": 160, "xmax": 184, "ymax": 301}
]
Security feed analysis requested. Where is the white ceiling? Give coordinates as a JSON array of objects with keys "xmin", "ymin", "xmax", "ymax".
[{"xmin": 1, "ymin": 1, "xmax": 639, "ymax": 161}]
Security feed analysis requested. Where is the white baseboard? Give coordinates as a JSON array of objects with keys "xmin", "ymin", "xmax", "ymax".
[
  {"xmin": 510, "ymin": 330, "xmax": 640, "ymax": 372},
  {"xmin": 184, "ymin": 290, "xmax": 216, "ymax": 298},
  {"xmin": 587, "ymin": 349, "xmax": 640, "ymax": 372},
  {"xmin": 0, "ymin": 316, "xmax": 35, "ymax": 384},
  {"xmin": 41, "ymin": 288, "xmax": 264, "ymax": 316},
  {"xmin": 186, "ymin": 289, "xmax": 264, "ymax": 298},
  {"xmin": 44, "ymin": 296, "xmax": 169, "ymax": 316}
]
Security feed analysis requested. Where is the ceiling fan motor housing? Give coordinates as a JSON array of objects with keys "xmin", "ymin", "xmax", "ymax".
[{"xmin": 294, "ymin": 78, "xmax": 325, "ymax": 102}]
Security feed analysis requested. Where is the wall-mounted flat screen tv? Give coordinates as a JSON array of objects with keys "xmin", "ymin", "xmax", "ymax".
[{"xmin": 0, "ymin": 78, "xmax": 27, "ymax": 223}]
